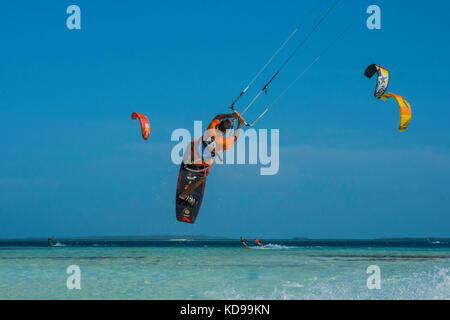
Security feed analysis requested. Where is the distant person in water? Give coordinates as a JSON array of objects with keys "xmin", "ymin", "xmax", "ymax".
[
  {"xmin": 240, "ymin": 237, "xmax": 249, "ymax": 249},
  {"xmin": 255, "ymin": 239, "xmax": 264, "ymax": 248},
  {"xmin": 48, "ymin": 237, "xmax": 54, "ymax": 247}
]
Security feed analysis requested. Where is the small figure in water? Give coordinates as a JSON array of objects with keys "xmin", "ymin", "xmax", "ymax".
[
  {"xmin": 48, "ymin": 237, "xmax": 54, "ymax": 247},
  {"xmin": 255, "ymin": 239, "xmax": 264, "ymax": 248},
  {"xmin": 240, "ymin": 236, "xmax": 249, "ymax": 249}
]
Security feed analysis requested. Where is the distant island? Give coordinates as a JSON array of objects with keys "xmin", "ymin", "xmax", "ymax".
[
  {"xmin": 376, "ymin": 237, "xmax": 450, "ymax": 241},
  {"xmin": 0, "ymin": 235, "xmax": 232, "ymax": 241},
  {"xmin": 1, "ymin": 236, "xmax": 448, "ymax": 242},
  {"xmin": 68, "ymin": 235, "xmax": 231, "ymax": 240}
]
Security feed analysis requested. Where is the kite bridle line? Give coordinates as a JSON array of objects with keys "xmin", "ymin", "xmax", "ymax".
[
  {"xmin": 233, "ymin": 0, "xmax": 342, "ymax": 127},
  {"xmin": 246, "ymin": 9, "xmax": 366, "ymax": 127},
  {"xmin": 229, "ymin": 0, "xmax": 323, "ymax": 126},
  {"xmin": 230, "ymin": 29, "xmax": 297, "ymax": 111}
]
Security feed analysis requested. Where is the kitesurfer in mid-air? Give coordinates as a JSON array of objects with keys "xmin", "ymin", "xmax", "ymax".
[
  {"xmin": 178, "ymin": 111, "xmax": 246, "ymax": 206},
  {"xmin": 241, "ymin": 237, "xmax": 249, "ymax": 249}
]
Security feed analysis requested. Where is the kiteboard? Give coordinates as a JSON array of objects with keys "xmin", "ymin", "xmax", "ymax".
[{"xmin": 175, "ymin": 164, "xmax": 209, "ymax": 224}]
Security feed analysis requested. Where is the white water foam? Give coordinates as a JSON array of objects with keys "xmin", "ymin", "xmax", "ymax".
[
  {"xmin": 252, "ymin": 243, "xmax": 296, "ymax": 250},
  {"xmin": 52, "ymin": 242, "xmax": 66, "ymax": 247}
]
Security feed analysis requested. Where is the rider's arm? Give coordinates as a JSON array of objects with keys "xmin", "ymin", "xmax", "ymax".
[
  {"xmin": 208, "ymin": 113, "xmax": 236, "ymax": 130},
  {"xmin": 214, "ymin": 113, "xmax": 237, "ymax": 121},
  {"xmin": 232, "ymin": 114, "xmax": 245, "ymax": 141},
  {"xmin": 222, "ymin": 118, "xmax": 244, "ymax": 148}
]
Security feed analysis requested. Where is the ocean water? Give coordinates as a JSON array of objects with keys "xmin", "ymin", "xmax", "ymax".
[{"xmin": 0, "ymin": 240, "xmax": 448, "ymax": 300}]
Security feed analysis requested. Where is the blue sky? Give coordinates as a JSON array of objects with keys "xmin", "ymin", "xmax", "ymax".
[{"xmin": 1, "ymin": 0, "xmax": 449, "ymax": 239}]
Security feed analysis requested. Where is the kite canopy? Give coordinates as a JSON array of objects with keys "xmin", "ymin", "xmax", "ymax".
[
  {"xmin": 364, "ymin": 64, "xmax": 411, "ymax": 132},
  {"xmin": 365, "ymin": 64, "xmax": 389, "ymax": 99},
  {"xmin": 131, "ymin": 112, "xmax": 151, "ymax": 140},
  {"xmin": 380, "ymin": 93, "xmax": 412, "ymax": 132}
]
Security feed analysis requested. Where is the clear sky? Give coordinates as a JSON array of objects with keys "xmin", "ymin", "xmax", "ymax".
[{"xmin": 1, "ymin": 0, "xmax": 449, "ymax": 239}]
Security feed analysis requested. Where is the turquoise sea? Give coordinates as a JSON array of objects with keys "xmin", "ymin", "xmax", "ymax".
[{"xmin": 0, "ymin": 240, "xmax": 448, "ymax": 300}]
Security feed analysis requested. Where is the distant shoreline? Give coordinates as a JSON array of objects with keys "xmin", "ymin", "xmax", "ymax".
[{"xmin": 0, "ymin": 236, "xmax": 449, "ymax": 241}]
